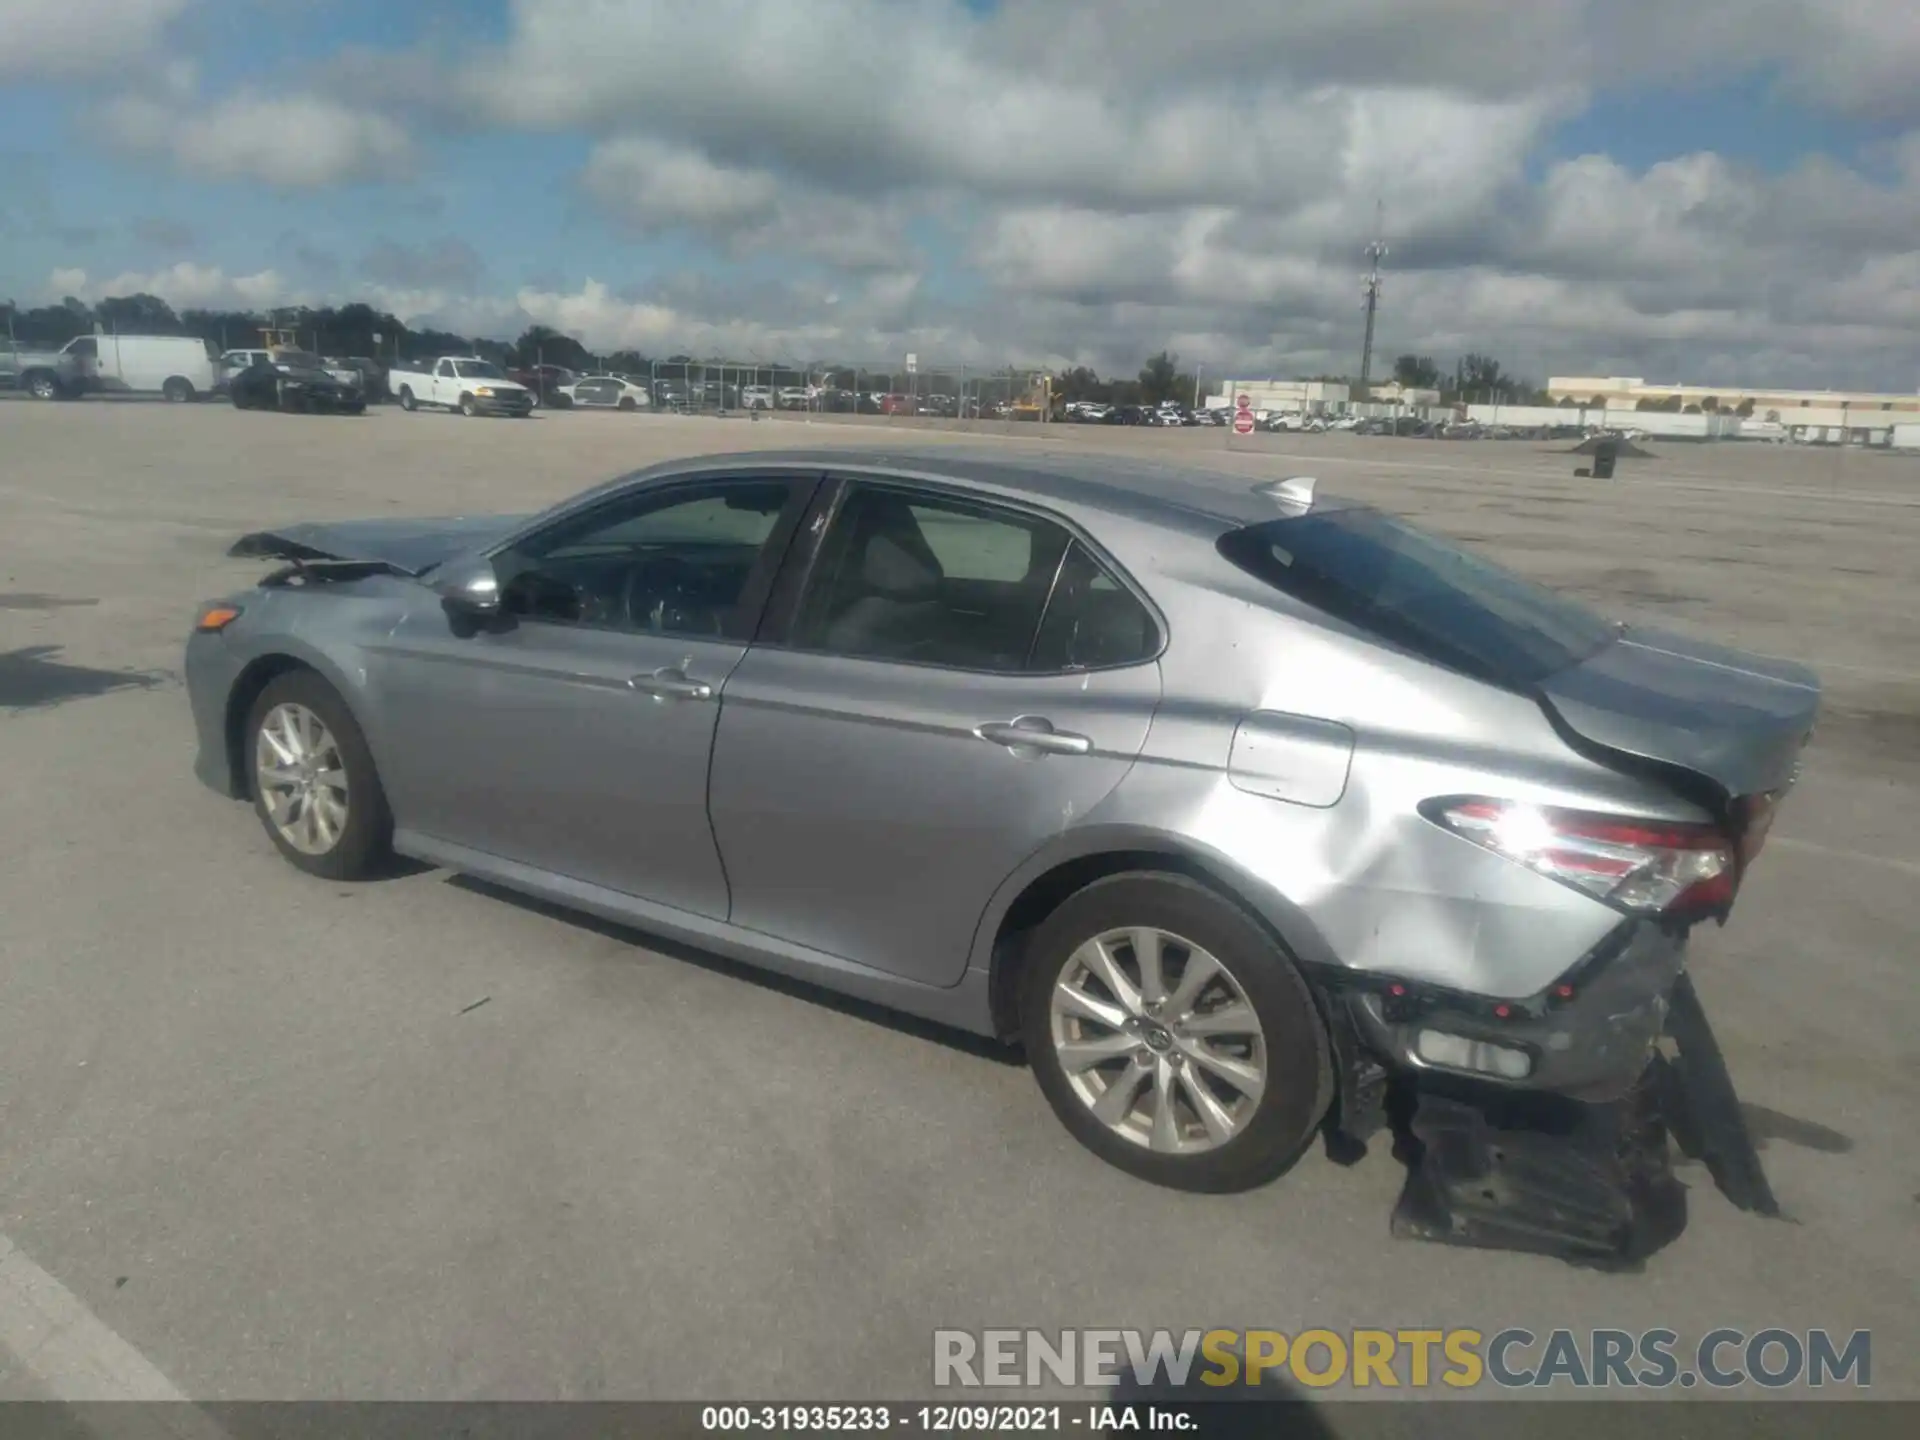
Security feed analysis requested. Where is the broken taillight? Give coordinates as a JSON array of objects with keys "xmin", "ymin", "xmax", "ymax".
[{"xmin": 1424, "ymin": 798, "xmax": 1737, "ymax": 920}]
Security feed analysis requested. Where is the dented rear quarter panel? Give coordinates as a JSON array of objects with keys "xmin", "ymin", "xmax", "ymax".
[{"xmin": 977, "ymin": 514, "xmax": 1709, "ymax": 1002}]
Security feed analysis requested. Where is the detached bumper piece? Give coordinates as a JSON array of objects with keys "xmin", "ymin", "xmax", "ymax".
[
  {"xmin": 1390, "ymin": 1081, "xmax": 1686, "ymax": 1271},
  {"xmin": 1389, "ymin": 975, "xmax": 1774, "ymax": 1270}
]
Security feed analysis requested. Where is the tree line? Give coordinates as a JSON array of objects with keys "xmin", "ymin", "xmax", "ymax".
[{"xmin": 4, "ymin": 290, "xmax": 1550, "ymax": 409}]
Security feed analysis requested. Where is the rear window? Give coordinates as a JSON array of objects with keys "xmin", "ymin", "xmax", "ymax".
[{"xmin": 1217, "ymin": 507, "xmax": 1615, "ymax": 689}]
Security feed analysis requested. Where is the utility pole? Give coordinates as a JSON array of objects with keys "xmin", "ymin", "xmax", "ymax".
[{"xmin": 1358, "ymin": 200, "xmax": 1387, "ymax": 395}]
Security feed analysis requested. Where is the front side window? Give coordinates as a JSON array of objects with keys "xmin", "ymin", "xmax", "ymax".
[
  {"xmin": 492, "ymin": 480, "xmax": 796, "ymax": 639},
  {"xmin": 1217, "ymin": 506, "xmax": 1616, "ymax": 689},
  {"xmin": 791, "ymin": 483, "xmax": 1071, "ymax": 671}
]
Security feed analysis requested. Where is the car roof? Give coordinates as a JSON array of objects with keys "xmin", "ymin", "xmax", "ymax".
[{"xmin": 622, "ymin": 446, "xmax": 1355, "ymax": 535}]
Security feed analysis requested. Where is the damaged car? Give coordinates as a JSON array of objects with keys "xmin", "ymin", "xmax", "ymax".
[
  {"xmin": 228, "ymin": 350, "xmax": 366, "ymax": 414},
  {"xmin": 183, "ymin": 450, "xmax": 1817, "ymax": 1266}
]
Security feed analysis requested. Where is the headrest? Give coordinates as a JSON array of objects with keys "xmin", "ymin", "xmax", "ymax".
[{"xmin": 861, "ymin": 531, "xmax": 942, "ymax": 596}]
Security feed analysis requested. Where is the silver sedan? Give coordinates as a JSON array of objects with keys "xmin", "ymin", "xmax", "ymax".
[{"xmin": 184, "ymin": 448, "xmax": 1817, "ymax": 1217}]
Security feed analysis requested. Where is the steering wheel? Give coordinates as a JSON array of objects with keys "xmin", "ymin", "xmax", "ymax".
[{"xmin": 622, "ymin": 555, "xmax": 722, "ymax": 634}]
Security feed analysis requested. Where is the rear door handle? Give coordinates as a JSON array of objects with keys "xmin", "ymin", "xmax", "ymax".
[
  {"xmin": 973, "ymin": 718, "xmax": 1093, "ymax": 756},
  {"xmin": 628, "ymin": 667, "xmax": 714, "ymax": 701}
]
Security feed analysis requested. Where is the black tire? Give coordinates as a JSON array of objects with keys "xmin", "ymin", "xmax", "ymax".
[
  {"xmin": 1021, "ymin": 872, "xmax": 1332, "ymax": 1193},
  {"xmin": 617, "ymin": 396, "xmax": 636, "ymax": 411},
  {"xmin": 25, "ymin": 371, "xmax": 60, "ymax": 401},
  {"xmin": 245, "ymin": 671, "xmax": 394, "ymax": 881},
  {"xmin": 230, "ymin": 386, "xmax": 251, "ymax": 410},
  {"xmin": 398, "ymin": 386, "xmax": 416, "ymax": 412},
  {"xmin": 162, "ymin": 377, "xmax": 195, "ymax": 403},
  {"xmin": 459, "ymin": 393, "xmax": 477, "ymax": 417}
]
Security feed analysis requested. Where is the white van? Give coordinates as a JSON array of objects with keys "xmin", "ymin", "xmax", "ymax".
[{"xmin": 85, "ymin": 335, "xmax": 219, "ymax": 401}]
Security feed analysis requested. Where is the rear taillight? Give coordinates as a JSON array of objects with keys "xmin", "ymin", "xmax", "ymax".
[{"xmin": 1424, "ymin": 797, "xmax": 1737, "ymax": 920}]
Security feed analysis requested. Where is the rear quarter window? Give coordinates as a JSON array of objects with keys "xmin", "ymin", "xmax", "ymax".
[{"xmin": 1217, "ymin": 507, "xmax": 1615, "ymax": 689}]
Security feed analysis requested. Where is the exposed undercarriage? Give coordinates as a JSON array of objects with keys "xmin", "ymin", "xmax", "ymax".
[{"xmin": 1331, "ymin": 973, "xmax": 1777, "ymax": 1270}]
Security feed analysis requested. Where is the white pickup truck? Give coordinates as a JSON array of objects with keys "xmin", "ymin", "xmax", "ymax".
[{"xmin": 389, "ymin": 356, "xmax": 533, "ymax": 417}]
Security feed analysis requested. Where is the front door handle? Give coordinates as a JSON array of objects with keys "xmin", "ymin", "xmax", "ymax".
[
  {"xmin": 973, "ymin": 718, "xmax": 1093, "ymax": 756},
  {"xmin": 628, "ymin": 667, "xmax": 714, "ymax": 701}
]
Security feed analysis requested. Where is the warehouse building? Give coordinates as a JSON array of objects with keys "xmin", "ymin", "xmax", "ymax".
[{"xmin": 1546, "ymin": 376, "xmax": 1920, "ymax": 421}]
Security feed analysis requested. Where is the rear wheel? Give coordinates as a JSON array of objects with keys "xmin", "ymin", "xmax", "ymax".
[
  {"xmin": 618, "ymin": 395, "xmax": 636, "ymax": 411},
  {"xmin": 397, "ymin": 386, "xmax": 416, "ymax": 412},
  {"xmin": 162, "ymin": 376, "xmax": 195, "ymax": 403},
  {"xmin": 246, "ymin": 672, "xmax": 392, "ymax": 880},
  {"xmin": 1021, "ymin": 873, "xmax": 1332, "ymax": 1193},
  {"xmin": 25, "ymin": 372, "xmax": 60, "ymax": 401}
]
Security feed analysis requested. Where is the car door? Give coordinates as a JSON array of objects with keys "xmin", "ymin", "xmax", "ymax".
[
  {"xmin": 575, "ymin": 378, "xmax": 615, "ymax": 408},
  {"xmin": 369, "ymin": 472, "xmax": 818, "ymax": 917},
  {"xmin": 430, "ymin": 358, "xmax": 458, "ymax": 407},
  {"xmin": 707, "ymin": 477, "xmax": 1164, "ymax": 986}
]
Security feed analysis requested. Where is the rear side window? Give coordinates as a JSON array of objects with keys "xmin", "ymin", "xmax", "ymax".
[
  {"xmin": 1031, "ymin": 542, "xmax": 1159, "ymax": 671},
  {"xmin": 1217, "ymin": 507, "xmax": 1614, "ymax": 689}
]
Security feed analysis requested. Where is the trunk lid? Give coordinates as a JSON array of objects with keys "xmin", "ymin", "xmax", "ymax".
[
  {"xmin": 229, "ymin": 514, "xmax": 531, "ymax": 575},
  {"xmin": 1536, "ymin": 623, "xmax": 1820, "ymax": 805}
]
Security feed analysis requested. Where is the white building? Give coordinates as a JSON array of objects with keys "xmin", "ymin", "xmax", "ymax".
[
  {"xmin": 1547, "ymin": 375, "xmax": 1920, "ymax": 423},
  {"xmin": 1207, "ymin": 379, "xmax": 1351, "ymax": 415}
]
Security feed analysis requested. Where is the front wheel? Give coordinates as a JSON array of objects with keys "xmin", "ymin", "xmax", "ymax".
[
  {"xmin": 459, "ymin": 394, "xmax": 478, "ymax": 417},
  {"xmin": 1021, "ymin": 873, "xmax": 1332, "ymax": 1193},
  {"xmin": 246, "ymin": 672, "xmax": 393, "ymax": 880}
]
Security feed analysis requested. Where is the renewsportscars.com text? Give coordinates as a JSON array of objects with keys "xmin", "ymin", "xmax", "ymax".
[{"xmin": 933, "ymin": 1328, "xmax": 1872, "ymax": 1391}]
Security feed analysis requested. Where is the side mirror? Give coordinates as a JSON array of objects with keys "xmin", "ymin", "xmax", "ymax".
[{"xmin": 430, "ymin": 554, "xmax": 503, "ymax": 616}]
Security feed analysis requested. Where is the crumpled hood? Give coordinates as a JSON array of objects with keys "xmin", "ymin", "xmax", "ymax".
[{"xmin": 229, "ymin": 514, "xmax": 533, "ymax": 574}]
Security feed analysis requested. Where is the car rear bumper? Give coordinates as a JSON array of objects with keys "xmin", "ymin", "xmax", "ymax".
[{"xmin": 1345, "ymin": 921, "xmax": 1688, "ymax": 1102}]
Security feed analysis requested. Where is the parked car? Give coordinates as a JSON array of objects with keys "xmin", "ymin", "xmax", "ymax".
[
  {"xmin": 507, "ymin": 364, "xmax": 577, "ymax": 409},
  {"xmin": 389, "ymin": 356, "xmax": 533, "ymax": 417},
  {"xmin": 227, "ymin": 352, "xmax": 366, "ymax": 414},
  {"xmin": 220, "ymin": 348, "xmax": 361, "ymax": 397},
  {"xmin": 740, "ymin": 385, "xmax": 775, "ymax": 410},
  {"xmin": 568, "ymin": 374, "xmax": 652, "ymax": 411},
  {"xmin": 2, "ymin": 337, "xmax": 96, "ymax": 399},
  {"xmin": 185, "ymin": 450, "xmax": 1817, "ymax": 1236},
  {"xmin": 326, "ymin": 356, "xmax": 390, "ymax": 404}
]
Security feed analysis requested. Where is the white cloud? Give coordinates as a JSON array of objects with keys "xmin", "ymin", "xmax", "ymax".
[
  {"xmin": 52, "ymin": 263, "xmax": 289, "ymax": 310},
  {"xmin": 581, "ymin": 137, "xmax": 782, "ymax": 231},
  {"xmin": 100, "ymin": 90, "xmax": 414, "ymax": 188},
  {"xmin": 21, "ymin": 0, "xmax": 1920, "ymax": 387},
  {"xmin": 0, "ymin": 0, "xmax": 189, "ymax": 81}
]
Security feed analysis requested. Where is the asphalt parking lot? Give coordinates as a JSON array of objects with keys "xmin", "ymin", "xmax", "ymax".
[{"xmin": 2, "ymin": 399, "xmax": 1916, "ymax": 1405}]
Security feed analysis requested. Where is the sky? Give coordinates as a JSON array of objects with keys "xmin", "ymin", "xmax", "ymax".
[{"xmin": 3, "ymin": 0, "xmax": 1919, "ymax": 389}]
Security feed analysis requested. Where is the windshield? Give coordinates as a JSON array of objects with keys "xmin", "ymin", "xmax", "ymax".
[
  {"xmin": 453, "ymin": 360, "xmax": 505, "ymax": 380},
  {"xmin": 1218, "ymin": 507, "xmax": 1617, "ymax": 689},
  {"xmin": 276, "ymin": 351, "xmax": 326, "ymax": 369}
]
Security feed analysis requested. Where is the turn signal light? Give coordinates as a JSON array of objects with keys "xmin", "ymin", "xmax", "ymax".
[{"xmin": 195, "ymin": 604, "xmax": 243, "ymax": 633}]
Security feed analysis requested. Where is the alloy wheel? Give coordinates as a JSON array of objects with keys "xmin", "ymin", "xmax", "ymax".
[
  {"xmin": 1048, "ymin": 927, "xmax": 1267, "ymax": 1155},
  {"xmin": 255, "ymin": 702, "xmax": 350, "ymax": 855}
]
